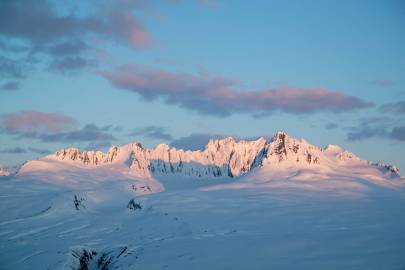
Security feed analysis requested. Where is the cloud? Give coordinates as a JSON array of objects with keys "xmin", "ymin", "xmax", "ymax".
[
  {"xmin": 346, "ymin": 126, "xmax": 386, "ymax": 141},
  {"xmin": 48, "ymin": 56, "xmax": 97, "ymax": 74},
  {"xmin": 99, "ymin": 124, "xmax": 123, "ymax": 132},
  {"xmin": 0, "ymin": 147, "xmax": 27, "ymax": 154},
  {"xmin": 0, "ymin": 0, "xmax": 153, "ymax": 77},
  {"xmin": 44, "ymin": 40, "xmax": 90, "ymax": 57},
  {"xmin": 389, "ymin": 126, "xmax": 405, "ymax": 141},
  {"xmin": 0, "ymin": 146, "xmax": 52, "ymax": 155},
  {"xmin": 0, "ymin": 81, "xmax": 19, "ymax": 91},
  {"xmin": 370, "ymin": 79, "xmax": 396, "ymax": 87},
  {"xmin": 170, "ymin": 133, "xmax": 227, "ymax": 150},
  {"xmin": 380, "ymin": 101, "xmax": 405, "ymax": 115},
  {"xmin": 100, "ymin": 65, "xmax": 373, "ymax": 117},
  {"xmin": 325, "ymin": 123, "xmax": 338, "ymax": 130},
  {"xmin": 0, "ymin": 56, "xmax": 26, "ymax": 79},
  {"xmin": 346, "ymin": 117, "xmax": 405, "ymax": 142},
  {"xmin": 0, "ymin": 1, "xmax": 152, "ymax": 49},
  {"xmin": 0, "ymin": 111, "xmax": 77, "ymax": 134},
  {"xmin": 129, "ymin": 126, "xmax": 173, "ymax": 140},
  {"xmin": 0, "ymin": 111, "xmax": 116, "ymax": 143},
  {"xmin": 37, "ymin": 124, "xmax": 117, "ymax": 143}
]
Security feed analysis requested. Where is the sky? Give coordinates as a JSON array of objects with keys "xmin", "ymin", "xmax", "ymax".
[{"xmin": 0, "ymin": 0, "xmax": 404, "ymax": 172}]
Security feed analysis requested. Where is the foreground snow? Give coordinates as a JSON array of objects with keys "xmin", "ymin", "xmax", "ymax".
[{"xmin": 1, "ymin": 175, "xmax": 405, "ymax": 270}]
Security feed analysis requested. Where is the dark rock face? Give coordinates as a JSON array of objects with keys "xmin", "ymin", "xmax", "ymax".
[
  {"xmin": 71, "ymin": 249, "xmax": 97, "ymax": 270},
  {"xmin": 68, "ymin": 246, "xmax": 128, "ymax": 270},
  {"xmin": 127, "ymin": 199, "xmax": 142, "ymax": 211},
  {"xmin": 74, "ymin": 195, "xmax": 85, "ymax": 210}
]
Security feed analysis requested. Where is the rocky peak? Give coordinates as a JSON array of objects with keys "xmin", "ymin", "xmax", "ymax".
[{"xmin": 264, "ymin": 131, "xmax": 320, "ymax": 165}]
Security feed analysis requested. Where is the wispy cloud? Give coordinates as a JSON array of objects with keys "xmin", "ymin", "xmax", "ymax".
[
  {"xmin": 129, "ymin": 125, "xmax": 173, "ymax": 141},
  {"xmin": 0, "ymin": 56, "xmax": 27, "ymax": 79},
  {"xmin": 325, "ymin": 123, "xmax": 338, "ymax": 130},
  {"xmin": 0, "ymin": 81, "xmax": 19, "ymax": 91},
  {"xmin": 0, "ymin": 146, "xmax": 52, "ymax": 155},
  {"xmin": 380, "ymin": 100, "xmax": 405, "ymax": 115},
  {"xmin": 390, "ymin": 126, "xmax": 405, "ymax": 141},
  {"xmin": 101, "ymin": 64, "xmax": 373, "ymax": 117},
  {"xmin": 346, "ymin": 117, "xmax": 405, "ymax": 142},
  {"xmin": 34, "ymin": 124, "xmax": 117, "ymax": 143},
  {"xmin": 0, "ymin": 147, "xmax": 27, "ymax": 154}
]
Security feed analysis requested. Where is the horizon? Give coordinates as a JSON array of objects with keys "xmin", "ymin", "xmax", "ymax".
[{"xmin": 1, "ymin": 0, "xmax": 404, "ymax": 173}]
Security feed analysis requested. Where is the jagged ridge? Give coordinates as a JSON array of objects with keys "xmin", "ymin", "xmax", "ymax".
[{"xmin": 35, "ymin": 131, "xmax": 401, "ymax": 179}]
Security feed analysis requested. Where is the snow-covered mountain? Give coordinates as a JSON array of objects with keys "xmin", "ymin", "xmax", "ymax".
[
  {"xmin": 14, "ymin": 131, "xmax": 402, "ymax": 191},
  {"xmin": 2, "ymin": 132, "xmax": 405, "ymax": 270}
]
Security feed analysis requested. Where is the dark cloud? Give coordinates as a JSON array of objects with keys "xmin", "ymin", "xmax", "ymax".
[
  {"xmin": 346, "ymin": 126, "xmax": 386, "ymax": 141},
  {"xmin": 100, "ymin": 124, "xmax": 123, "ymax": 132},
  {"xmin": 325, "ymin": 123, "xmax": 338, "ymax": 130},
  {"xmin": 0, "ymin": 146, "xmax": 51, "ymax": 155},
  {"xmin": 0, "ymin": 56, "xmax": 26, "ymax": 79},
  {"xmin": 389, "ymin": 126, "xmax": 405, "ymax": 141},
  {"xmin": 45, "ymin": 40, "xmax": 90, "ymax": 57},
  {"xmin": 38, "ymin": 124, "xmax": 116, "ymax": 143},
  {"xmin": 0, "ymin": 1, "xmax": 152, "ymax": 48},
  {"xmin": 48, "ymin": 56, "xmax": 97, "ymax": 74},
  {"xmin": 129, "ymin": 126, "xmax": 173, "ymax": 141},
  {"xmin": 0, "ymin": 0, "xmax": 153, "ymax": 78},
  {"xmin": 101, "ymin": 64, "xmax": 373, "ymax": 117},
  {"xmin": 0, "ymin": 147, "xmax": 27, "ymax": 154},
  {"xmin": 346, "ymin": 117, "xmax": 405, "ymax": 142},
  {"xmin": 170, "ymin": 133, "xmax": 227, "ymax": 150},
  {"xmin": 380, "ymin": 101, "xmax": 405, "ymax": 115},
  {"xmin": 0, "ymin": 81, "xmax": 19, "ymax": 91}
]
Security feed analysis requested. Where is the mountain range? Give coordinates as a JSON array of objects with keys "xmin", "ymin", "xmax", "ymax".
[{"xmin": 5, "ymin": 131, "xmax": 401, "ymax": 193}]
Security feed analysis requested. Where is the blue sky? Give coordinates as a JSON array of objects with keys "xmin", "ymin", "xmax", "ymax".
[{"xmin": 0, "ymin": 0, "xmax": 404, "ymax": 171}]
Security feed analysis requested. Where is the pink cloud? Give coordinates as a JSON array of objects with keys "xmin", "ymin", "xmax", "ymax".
[
  {"xmin": 100, "ymin": 65, "xmax": 373, "ymax": 117},
  {"xmin": 0, "ymin": 111, "xmax": 77, "ymax": 134}
]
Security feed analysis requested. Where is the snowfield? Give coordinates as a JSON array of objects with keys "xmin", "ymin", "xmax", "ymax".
[{"xmin": 1, "ymin": 132, "xmax": 405, "ymax": 269}]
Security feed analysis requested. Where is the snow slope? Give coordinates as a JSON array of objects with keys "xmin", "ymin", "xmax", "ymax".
[{"xmin": 1, "ymin": 132, "xmax": 405, "ymax": 269}]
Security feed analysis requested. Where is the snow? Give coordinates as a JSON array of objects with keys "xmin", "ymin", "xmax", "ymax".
[{"xmin": 1, "ymin": 132, "xmax": 405, "ymax": 269}]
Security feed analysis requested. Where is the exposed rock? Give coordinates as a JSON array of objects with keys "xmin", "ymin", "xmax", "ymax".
[{"xmin": 127, "ymin": 199, "xmax": 142, "ymax": 211}]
